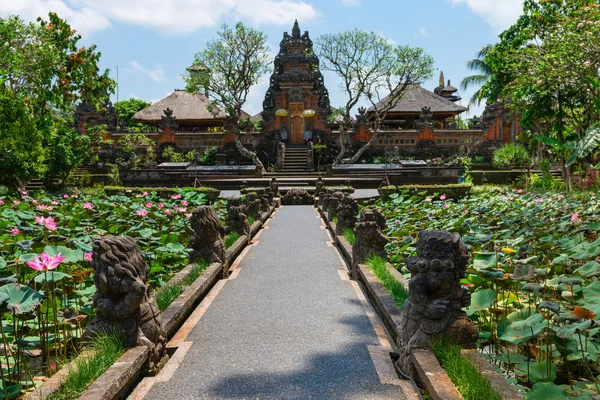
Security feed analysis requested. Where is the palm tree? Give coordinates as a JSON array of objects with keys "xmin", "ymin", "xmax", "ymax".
[{"xmin": 460, "ymin": 44, "xmax": 494, "ymax": 109}]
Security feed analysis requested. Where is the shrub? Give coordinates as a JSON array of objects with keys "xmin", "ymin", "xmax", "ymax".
[
  {"xmin": 493, "ymin": 143, "xmax": 530, "ymax": 169},
  {"xmin": 199, "ymin": 146, "xmax": 219, "ymax": 166},
  {"xmin": 161, "ymin": 146, "xmax": 185, "ymax": 163}
]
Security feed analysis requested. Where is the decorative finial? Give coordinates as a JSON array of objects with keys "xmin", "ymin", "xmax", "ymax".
[
  {"xmin": 439, "ymin": 71, "xmax": 445, "ymax": 87},
  {"xmin": 292, "ymin": 20, "xmax": 300, "ymax": 37},
  {"xmin": 448, "ymin": 79, "xmax": 451, "ymax": 86}
]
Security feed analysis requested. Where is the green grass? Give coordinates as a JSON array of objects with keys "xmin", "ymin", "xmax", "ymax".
[
  {"xmin": 333, "ymin": 216, "xmax": 338, "ymax": 224},
  {"xmin": 154, "ymin": 260, "xmax": 210, "ymax": 311},
  {"xmin": 47, "ymin": 333, "xmax": 124, "ymax": 400},
  {"xmin": 366, "ymin": 255, "xmax": 408, "ymax": 309},
  {"xmin": 432, "ymin": 339, "xmax": 502, "ymax": 400},
  {"xmin": 343, "ymin": 227, "xmax": 355, "ymax": 245},
  {"xmin": 248, "ymin": 216, "xmax": 256, "ymax": 225},
  {"xmin": 224, "ymin": 232, "xmax": 241, "ymax": 249}
]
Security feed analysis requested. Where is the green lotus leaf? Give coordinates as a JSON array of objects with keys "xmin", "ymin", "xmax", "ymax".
[
  {"xmin": 33, "ymin": 271, "xmax": 71, "ymax": 285},
  {"xmin": 556, "ymin": 320, "xmax": 592, "ymax": 339},
  {"xmin": 0, "ymin": 283, "xmax": 43, "ymax": 318},
  {"xmin": 466, "ymin": 288, "xmax": 497, "ymax": 316},
  {"xmin": 511, "ymin": 313, "xmax": 544, "ymax": 330},
  {"xmin": 0, "ymin": 383, "xmax": 22, "ymax": 399},
  {"xmin": 527, "ymin": 382, "xmax": 567, "ymax": 400},
  {"xmin": 43, "ymin": 245, "xmax": 82, "ymax": 264},
  {"xmin": 575, "ymin": 261, "xmax": 600, "ymax": 278},
  {"xmin": 516, "ymin": 361, "xmax": 556, "ymax": 383}
]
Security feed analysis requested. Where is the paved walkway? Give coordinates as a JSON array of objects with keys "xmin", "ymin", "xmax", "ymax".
[{"xmin": 141, "ymin": 206, "xmax": 402, "ymax": 399}]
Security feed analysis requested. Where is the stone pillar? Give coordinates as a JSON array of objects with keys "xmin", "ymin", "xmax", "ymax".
[{"xmin": 397, "ymin": 230, "xmax": 478, "ymax": 378}]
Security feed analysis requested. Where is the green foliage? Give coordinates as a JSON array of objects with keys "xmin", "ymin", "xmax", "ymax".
[
  {"xmin": 0, "ymin": 13, "xmax": 115, "ymax": 120},
  {"xmin": 118, "ymin": 133, "xmax": 156, "ymax": 168},
  {"xmin": 154, "ymin": 260, "xmax": 210, "ymax": 311},
  {"xmin": 493, "ymin": 143, "xmax": 530, "ymax": 169},
  {"xmin": 366, "ymin": 255, "xmax": 408, "ymax": 309},
  {"xmin": 0, "ymin": 89, "xmax": 45, "ymax": 188},
  {"xmin": 161, "ymin": 146, "xmax": 185, "ymax": 163},
  {"xmin": 224, "ymin": 232, "xmax": 241, "ymax": 249},
  {"xmin": 115, "ymin": 98, "xmax": 152, "ymax": 132},
  {"xmin": 567, "ymin": 123, "xmax": 600, "ymax": 166},
  {"xmin": 343, "ymin": 228, "xmax": 355, "ymax": 246},
  {"xmin": 460, "ymin": 44, "xmax": 494, "ymax": 109},
  {"xmin": 199, "ymin": 146, "xmax": 219, "ymax": 166},
  {"xmin": 45, "ymin": 124, "xmax": 91, "ymax": 185},
  {"xmin": 432, "ymin": 339, "xmax": 502, "ymax": 400},
  {"xmin": 46, "ymin": 333, "xmax": 124, "ymax": 400}
]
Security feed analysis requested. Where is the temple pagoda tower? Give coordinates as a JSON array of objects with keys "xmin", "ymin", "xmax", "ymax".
[{"xmin": 261, "ymin": 20, "xmax": 331, "ymax": 144}]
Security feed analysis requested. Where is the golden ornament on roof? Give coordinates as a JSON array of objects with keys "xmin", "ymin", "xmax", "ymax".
[{"xmin": 275, "ymin": 109, "xmax": 288, "ymax": 117}]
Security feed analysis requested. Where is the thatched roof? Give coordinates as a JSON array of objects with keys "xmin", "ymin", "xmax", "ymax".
[
  {"xmin": 368, "ymin": 85, "xmax": 467, "ymax": 114},
  {"xmin": 133, "ymin": 90, "xmax": 226, "ymax": 122}
]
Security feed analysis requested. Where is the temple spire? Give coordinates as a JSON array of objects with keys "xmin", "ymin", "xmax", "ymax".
[
  {"xmin": 292, "ymin": 20, "xmax": 301, "ymax": 37},
  {"xmin": 439, "ymin": 71, "xmax": 445, "ymax": 88}
]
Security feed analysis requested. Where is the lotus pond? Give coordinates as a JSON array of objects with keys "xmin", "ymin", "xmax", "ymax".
[
  {"xmin": 0, "ymin": 187, "xmax": 226, "ymax": 397},
  {"xmin": 377, "ymin": 187, "xmax": 600, "ymax": 399}
]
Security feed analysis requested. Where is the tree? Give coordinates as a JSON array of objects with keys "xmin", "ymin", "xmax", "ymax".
[
  {"xmin": 481, "ymin": 0, "xmax": 600, "ymax": 188},
  {"xmin": 460, "ymin": 44, "xmax": 494, "ymax": 109},
  {"xmin": 115, "ymin": 98, "xmax": 152, "ymax": 132},
  {"xmin": 0, "ymin": 88, "xmax": 45, "ymax": 188},
  {"xmin": 315, "ymin": 29, "xmax": 434, "ymax": 163},
  {"xmin": 44, "ymin": 124, "xmax": 91, "ymax": 186},
  {"xmin": 118, "ymin": 133, "xmax": 156, "ymax": 169},
  {"xmin": 184, "ymin": 23, "xmax": 270, "ymax": 168},
  {"xmin": 0, "ymin": 13, "xmax": 115, "ymax": 123}
]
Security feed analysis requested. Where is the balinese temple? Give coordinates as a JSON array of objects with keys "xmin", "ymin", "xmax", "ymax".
[
  {"xmin": 260, "ymin": 20, "xmax": 331, "ymax": 143},
  {"xmin": 84, "ymin": 21, "xmax": 518, "ymax": 163}
]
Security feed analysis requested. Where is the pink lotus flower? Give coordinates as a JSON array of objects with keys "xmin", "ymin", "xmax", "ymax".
[
  {"xmin": 26, "ymin": 252, "xmax": 65, "ymax": 271},
  {"xmin": 571, "ymin": 212, "xmax": 579, "ymax": 222},
  {"xmin": 517, "ymin": 189, "xmax": 523, "ymax": 194},
  {"xmin": 31, "ymin": 199, "xmax": 37, "ymax": 204},
  {"xmin": 45, "ymin": 218, "xmax": 57, "ymax": 231},
  {"xmin": 444, "ymin": 204, "xmax": 450, "ymax": 209},
  {"xmin": 36, "ymin": 205, "xmax": 53, "ymax": 211},
  {"xmin": 588, "ymin": 31, "xmax": 593, "ymax": 36},
  {"xmin": 13, "ymin": 200, "xmax": 20, "ymax": 205},
  {"xmin": 181, "ymin": 200, "xmax": 189, "ymax": 206},
  {"xmin": 125, "ymin": 189, "xmax": 132, "ymax": 193},
  {"xmin": 0, "ymin": 200, "xmax": 4, "ymax": 205},
  {"xmin": 21, "ymin": 195, "xmax": 26, "ymax": 200},
  {"xmin": 578, "ymin": 22, "xmax": 585, "ymax": 28},
  {"xmin": 463, "ymin": 209, "xmax": 468, "ymax": 214},
  {"xmin": 135, "ymin": 194, "xmax": 142, "ymax": 198},
  {"xmin": 185, "ymin": 213, "xmax": 192, "ymax": 218},
  {"xmin": 425, "ymin": 197, "xmax": 432, "ymax": 202},
  {"xmin": 158, "ymin": 203, "xmax": 165, "ymax": 208},
  {"xmin": 165, "ymin": 209, "xmax": 172, "ymax": 215},
  {"xmin": 440, "ymin": 194, "xmax": 447, "ymax": 200},
  {"xmin": 11, "ymin": 227, "xmax": 20, "ymax": 235},
  {"xmin": 63, "ymin": 194, "xmax": 69, "ymax": 199},
  {"xmin": 135, "ymin": 209, "xmax": 148, "ymax": 216},
  {"xmin": 557, "ymin": 194, "xmax": 564, "ymax": 199},
  {"xmin": 585, "ymin": 61, "xmax": 592, "ymax": 67},
  {"xmin": 179, "ymin": 207, "xmax": 187, "ymax": 213},
  {"xmin": 537, "ymin": 79, "xmax": 543, "ymax": 84},
  {"xmin": 171, "ymin": 194, "xmax": 181, "ymax": 200},
  {"xmin": 35, "ymin": 216, "xmax": 46, "ymax": 224},
  {"xmin": 85, "ymin": 252, "xmax": 92, "ymax": 261},
  {"xmin": 71, "ymin": 194, "xmax": 78, "ymax": 199},
  {"xmin": 83, "ymin": 202, "xmax": 94, "ymax": 209},
  {"xmin": 51, "ymin": 201, "xmax": 59, "ymax": 205},
  {"xmin": 174, "ymin": 205, "xmax": 179, "ymax": 210},
  {"xmin": 143, "ymin": 192, "xmax": 148, "ymax": 196},
  {"xmin": 145, "ymin": 202, "xmax": 153, "ymax": 208}
]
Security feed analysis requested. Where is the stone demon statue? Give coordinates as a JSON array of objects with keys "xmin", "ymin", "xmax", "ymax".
[
  {"xmin": 225, "ymin": 198, "xmax": 250, "ymax": 237},
  {"xmin": 352, "ymin": 208, "xmax": 388, "ymax": 278},
  {"xmin": 270, "ymin": 178, "xmax": 280, "ymax": 197},
  {"xmin": 281, "ymin": 189, "xmax": 314, "ymax": 205},
  {"xmin": 189, "ymin": 206, "xmax": 226, "ymax": 265},
  {"xmin": 244, "ymin": 193, "xmax": 262, "ymax": 220},
  {"xmin": 326, "ymin": 191, "xmax": 345, "ymax": 221},
  {"xmin": 335, "ymin": 195, "xmax": 358, "ymax": 235},
  {"xmin": 82, "ymin": 236, "xmax": 166, "ymax": 372},
  {"xmin": 397, "ymin": 230, "xmax": 478, "ymax": 377}
]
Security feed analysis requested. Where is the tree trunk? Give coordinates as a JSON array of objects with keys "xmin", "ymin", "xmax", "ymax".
[
  {"xmin": 233, "ymin": 133, "xmax": 264, "ymax": 170},
  {"xmin": 342, "ymin": 130, "xmax": 378, "ymax": 164},
  {"xmin": 334, "ymin": 127, "xmax": 346, "ymax": 164}
]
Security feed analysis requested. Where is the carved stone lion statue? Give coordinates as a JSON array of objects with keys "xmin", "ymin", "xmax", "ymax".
[
  {"xmin": 352, "ymin": 208, "xmax": 388, "ymax": 278},
  {"xmin": 281, "ymin": 189, "xmax": 314, "ymax": 205},
  {"xmin": 244, "ymin": 193, "xmax": 263, "ymax": 219},
  {"xmin": 335, "ymin": 195, "xmax": 358, "ymax": 235},
  {"xmin": 189, "ymin": 206, "xmax": 226, "ymax": 266},
  {"xmin": 326, "ymin": 191, "xmax": 345, "ymax": 221},
  {"xmin": 270, "ymin": 178, "xmax": 280, "ymax": 197},
  {"xmin": 226, "ymin": 199, "xmax": 250, "ymax": 237},
  {"xmin": 397, "ymin": 230, "xmax": 478, "ymax": 377},
  {"xmin": 82, "ymin": 236, "xmax": 166, "ymax": 373}
]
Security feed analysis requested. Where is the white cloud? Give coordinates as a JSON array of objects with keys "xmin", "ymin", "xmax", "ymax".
[
  {"xmin": 341, "ymin": 0, "xmax": 361, "ymax": 6},
  {"xmin": 129, "ymin": 60, "xmax": 166, "ymax": 82},
  {"xmin": 0, "ymin": 0, "xmax": 110, "ymax": 35},
  {"xmin": 450, "ymin": 0, "xmax": 524, "ymax": 32},
  {"xmin": 415, "ymin": 27, "xmax": 430, "ymax": 38},
  {"xmin": 376, "ymin": 31, "xmax": 396, "ymax": 46},
  {"xmin": 0, "ymin": 0, "xmax": 319, "ymax": 36}
]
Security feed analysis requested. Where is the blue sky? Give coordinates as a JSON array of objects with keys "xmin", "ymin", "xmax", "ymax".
[{"xmin": 1, "ymin": 0, "xmax": 525, "ymax": 117}]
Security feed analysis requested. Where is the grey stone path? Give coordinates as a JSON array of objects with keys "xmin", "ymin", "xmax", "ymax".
[{"xmin": 144, "ymin": 206, "xmax": 401, "ymax": 399}]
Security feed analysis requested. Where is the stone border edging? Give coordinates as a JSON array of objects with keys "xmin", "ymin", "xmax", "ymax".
[
  {"xmin": 412, "ymin": 349, "xmax": 463, "ymax": 400},
  {"xmin": 460, "ymin": 349, "xmax": 524, "ymax": 400},
  {"xmin": 29, "ymin": 204, "xmax": 278, "ymax": 400},
  {"xmin": 78, "ymin": 346, "xmax": 149, "ymax": 400}
]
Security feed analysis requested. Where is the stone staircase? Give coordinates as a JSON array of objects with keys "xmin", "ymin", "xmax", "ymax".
[{"xmin": 282, "ymin": 145, "xmax": 310, "ymax": 172}]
